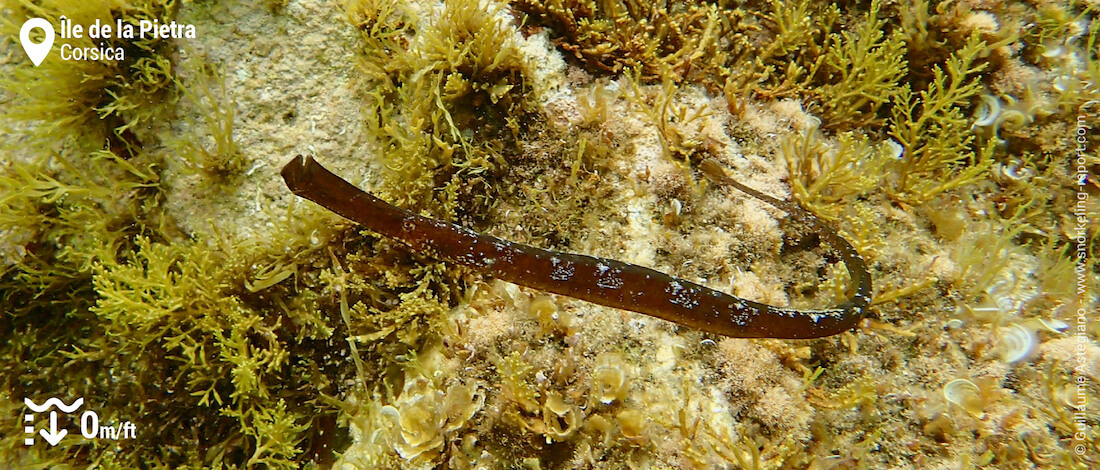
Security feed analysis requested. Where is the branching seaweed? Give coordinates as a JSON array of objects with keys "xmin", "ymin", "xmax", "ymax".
[
  {"xmin": 888, "ymin": 34, "xmax": 994, "ymax": 204},
  {"xmin": 623, "ymin": 66, "xmax": 712, "ymax": 184},
  {"xmin": 511, "ymin": 0, "xmax": 739, "ymax": 83},
  {"xmin": 175, "ymin": 58, "xmax": 244, "ymax": 182},
  {"xmin": 812, "ymin": 0, "xmax": 907, "ymax": 130},
  {"xmin": 781, "ymin": 129, "xmax": 890, "ymax": 220},
  {"xmin": 350, "ymin": 0, "xmax": 534, "ymax": 220}
]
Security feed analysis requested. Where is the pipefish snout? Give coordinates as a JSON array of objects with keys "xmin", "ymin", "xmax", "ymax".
[{"xmin": 281, "ymin": 155, "xmax": 872, "ymax": 339}]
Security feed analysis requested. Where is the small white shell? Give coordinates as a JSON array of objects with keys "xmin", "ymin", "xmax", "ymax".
[
  {"xmin": 884, "ymin": 139, "xmax": 904, "ymax": 160},
  {"xmin": 1040, "ymin": 40, "xmax": 1064, "ymax": 58},
  {"xmin": 1053, "ymin": 75, "xmax": 1073, "ymax": 93},
  {"xmin": 997, "ymin": 160, "xmax": 1035, "ymax": 182},
  {"xmin": 998, "ymin": 323, "xmax": 1036, "ymax": 363},
  {"xmin": 1038, "ymin": 318, "xmax": 1070, "ymax": 333},
  {"xmin": 943, "ymin": 378, "xmax": 984, "ymax": 417},
  {"xmin": 994, "ymin": 293, "xmax": 1019, "ymax": 313},
  {"xmin": 943, "ymin": 379, "xmax": 979, "ymax": 404},
  {"xmin": 670, "ymin": 198, "xmax": 682, "ymax": 216},
  {"xmin": 974, "ymin": 95, "xmax": 1001, "ymax": 127},
  {"xmin": 985, "ymin": 279, "xmax": 1020, "ymax": 314}
]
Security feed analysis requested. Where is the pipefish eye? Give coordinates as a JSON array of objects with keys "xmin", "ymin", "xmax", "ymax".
[{"xmin": 281, "ymin": 156, "xmax": 873, "ymax": 339}]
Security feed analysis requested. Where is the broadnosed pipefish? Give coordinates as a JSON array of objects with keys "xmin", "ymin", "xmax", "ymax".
[{"xmin": 281, "ymin": 155, "xmax": 872, "ymax": 339}]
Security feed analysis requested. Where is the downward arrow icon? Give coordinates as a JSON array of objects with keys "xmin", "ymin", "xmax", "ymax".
[{"xmin": 40, "ymin": 411, "xmax": 66, "ymax": 446}]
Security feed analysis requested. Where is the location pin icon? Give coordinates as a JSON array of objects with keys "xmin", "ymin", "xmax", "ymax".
[{"xmin": 20, "ymin": 18, "xmax": 55, "ymax": 67}]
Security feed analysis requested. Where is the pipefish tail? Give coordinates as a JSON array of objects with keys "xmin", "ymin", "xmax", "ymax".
[{"xmin": 281, "ymin": 155, "xmax": 872, "ymax": 339}]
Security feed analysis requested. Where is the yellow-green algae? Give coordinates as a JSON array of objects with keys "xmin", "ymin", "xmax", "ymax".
[{"xmin": 1, "ymin": 0, "xmax": 1098, "ymax": 469}]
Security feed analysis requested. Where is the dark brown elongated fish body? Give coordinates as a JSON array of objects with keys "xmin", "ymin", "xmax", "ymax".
[{"xmin": 281, "ymin": 155, "xmax": 871, "ymax": 339}]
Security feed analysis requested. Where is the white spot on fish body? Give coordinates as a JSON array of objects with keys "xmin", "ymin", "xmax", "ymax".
[
  {"xmin": 597, "ymin": 272, "xmax": 623, "ymax": 289},
  {"xmin": 666, "ymin": 282, "xmax": 698, "ymax": 308},
  {"xmin": 550, "ymin": 257, "xmax": 575, "ymax": 281}
]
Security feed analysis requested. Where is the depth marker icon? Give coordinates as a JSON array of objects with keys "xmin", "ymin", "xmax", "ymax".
[{"xmin": 24, "ymin": 397, "xmax": 83, "ymax": 446}]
